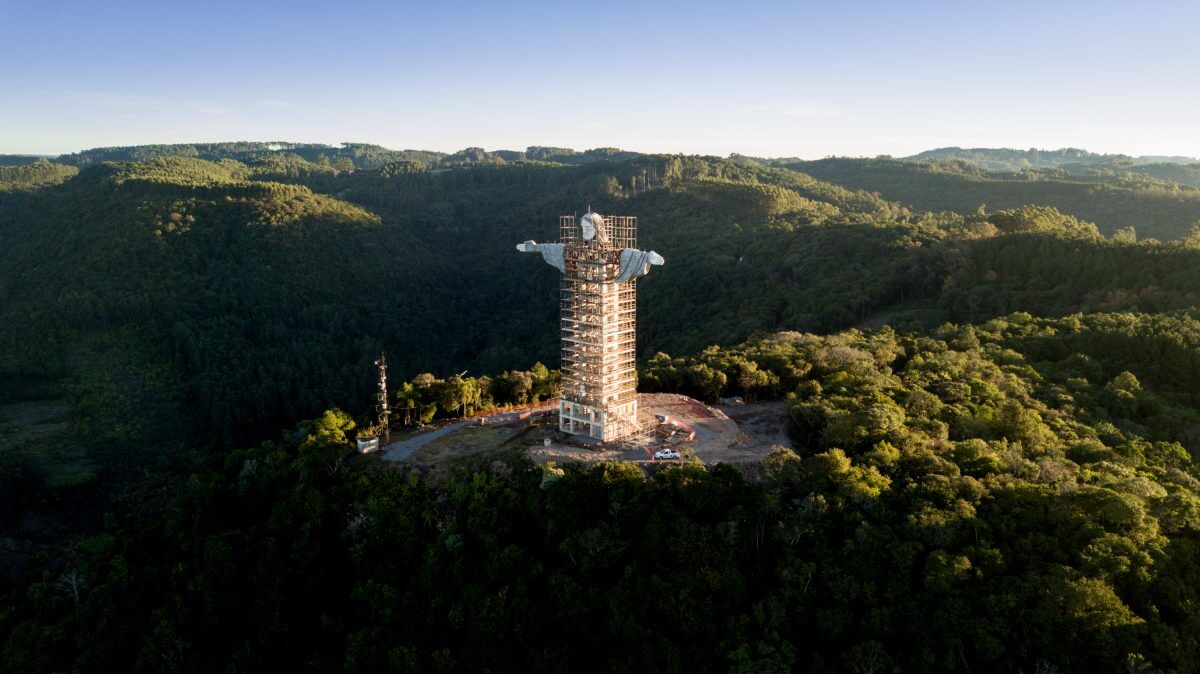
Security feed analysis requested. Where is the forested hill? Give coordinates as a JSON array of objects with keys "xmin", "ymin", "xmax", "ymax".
[
  {"xmin": 789, "ymin": 156, "xmax": 1200, "ymax": 240},
  {"xmin": 9, "ymin": 149, "xmax": 1200, "ymax": 452},
  {"xmin": 48, "ymin": 142, "xmax": 641, "ymax": 170},
  {"xmin": 0, "ymin": 153, "xmax": 900, "ymax": 448},
  {"xmin": 907, "ymin": 146, "xmax": 1198, "ymax": 171},
  {"xmin": 8, "ymin": 312, "xmax": 1200, "ymax": 672}
]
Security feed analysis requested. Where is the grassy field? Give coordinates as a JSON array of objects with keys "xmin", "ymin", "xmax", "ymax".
[{"xmin": 411, "ymin": 424, "xmax": 517, "ymax": 463}]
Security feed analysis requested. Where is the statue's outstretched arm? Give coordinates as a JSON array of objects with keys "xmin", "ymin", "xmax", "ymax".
[
  {"xmin": 516, "ymin": 240, "xmax": 566, "ymax": 272},
  {"xmin": 615, "ymin": 248, "xmax": 665, "ymax": 283}
]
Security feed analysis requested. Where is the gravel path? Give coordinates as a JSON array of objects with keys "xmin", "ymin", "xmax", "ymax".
[{"xmin": 381, "ymin": 420, "xmax": 473, "ymax": 461}]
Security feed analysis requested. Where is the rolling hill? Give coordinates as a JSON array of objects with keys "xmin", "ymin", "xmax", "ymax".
[
  {"xmin": 9, "ymin": 148, "xmax": 1200, "ymax": 454},
  {"xmin": 788, "ymin": 156, "xmax": 1200, "ymax": 240},
  {"xmin": 907, "ymin": 146, "xmax": 1198, "ymax": 171}
]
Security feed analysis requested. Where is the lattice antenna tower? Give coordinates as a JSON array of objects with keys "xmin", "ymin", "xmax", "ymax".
[{"xmin": 374, "ymin": 354, "xmax": 390, "ymax": 443}]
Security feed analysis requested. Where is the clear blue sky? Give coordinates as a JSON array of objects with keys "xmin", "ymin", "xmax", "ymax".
[{"xmin": 2, "ymin": 0, "xmax": 1198, "ymax": 158}]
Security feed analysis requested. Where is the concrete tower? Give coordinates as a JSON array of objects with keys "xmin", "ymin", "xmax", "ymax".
[{"xmin": 517, "ymin": 212, "xmax": 664, "ymax": 441}]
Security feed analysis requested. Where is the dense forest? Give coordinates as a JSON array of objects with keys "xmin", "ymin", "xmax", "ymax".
[
  {"xmin": 7, "ymin": 148, "xmax": 1200, "ymax": 450},
  {"xmin": 7, "ymin": 313, "xmax": 1200, "ymax": 671},
  {"xmin": 5, "ymin": 143, "xmax": 1200, "ymax": 671}
]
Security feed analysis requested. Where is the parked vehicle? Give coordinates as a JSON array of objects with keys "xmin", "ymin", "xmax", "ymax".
[{"xmin": 654, "ymin": 449, "xmax": 680, "ymax": 460}]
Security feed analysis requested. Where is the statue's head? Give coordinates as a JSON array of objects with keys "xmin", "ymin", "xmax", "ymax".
[{"xmin": 580, "ymin": 212, "xmax": 608, "ymax": 243}]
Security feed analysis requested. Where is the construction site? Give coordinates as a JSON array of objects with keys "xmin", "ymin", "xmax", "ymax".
[
  {"xmin": 375, "ymin": 211, "xmax": 791, "ymax": 467},
  {"xmin": 381, "ymin": 393, "xmax": 789, "ymax": 466}
]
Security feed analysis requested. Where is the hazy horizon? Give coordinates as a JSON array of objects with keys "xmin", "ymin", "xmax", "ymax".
[
  {"xmin": 3, "ymin": 0, "xmax": 1200, "ymax": 158},
  {"xmin": 4, "ymin": 140, "xmax": 1199, "ymax": 163}
]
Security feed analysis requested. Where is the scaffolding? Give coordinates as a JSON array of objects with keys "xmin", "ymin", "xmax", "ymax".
[
  {"xmin": 557, "ymin": 215, "xmax": 641, "ymax": 441},
  {"xmin": 517, "ymin": 212, "xmax": 662, "ymax": 442}
]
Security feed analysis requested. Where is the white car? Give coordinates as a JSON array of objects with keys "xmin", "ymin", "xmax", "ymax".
[{"xmin": 654, "ymin": 449, "xmax": 680, "ymax": 460}]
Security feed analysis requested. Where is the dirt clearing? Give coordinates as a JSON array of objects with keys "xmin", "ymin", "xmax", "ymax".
[{"xmin": 380, "ymin": 394, "xmax": 794, "ymax": 467}]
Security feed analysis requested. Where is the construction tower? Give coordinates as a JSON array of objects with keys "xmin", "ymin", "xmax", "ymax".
[
  {"xmin": 517, "ymin": 212, "xmax": 664, "ymax": 441},
  {"xmin": 375, "ymin": 354, "xmax": 390, "ymax": 443}
]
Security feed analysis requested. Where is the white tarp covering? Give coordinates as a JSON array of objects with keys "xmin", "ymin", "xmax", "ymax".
[
  {"xmin": 615, "ymin": 248, "xmax": 665, "ymax": 282},
  {"xmin": 517, "ymin": 239, "xmax": 662, "ymax": 282},
  {"xmin": 516, "ymin": 240, "xmax": 565, "ymax": 271}
]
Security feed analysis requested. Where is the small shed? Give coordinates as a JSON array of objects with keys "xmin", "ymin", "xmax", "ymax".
[{"xmin": 356, "ymin": 435, "xmax": 381, "ymax": 454}]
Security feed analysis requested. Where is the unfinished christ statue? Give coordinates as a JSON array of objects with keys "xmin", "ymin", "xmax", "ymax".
[{"xmin": 516, "ymin": 212, "xmax": 664, "ymax": 282}]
